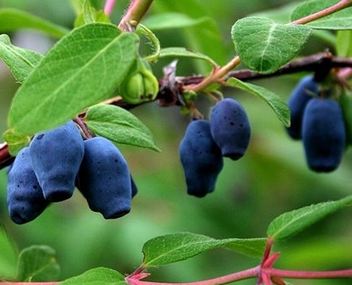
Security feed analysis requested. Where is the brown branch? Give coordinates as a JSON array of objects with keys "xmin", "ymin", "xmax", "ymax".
[{"xmin": 1, "ymin": 52, "xmax": 352, "ymax": 170}]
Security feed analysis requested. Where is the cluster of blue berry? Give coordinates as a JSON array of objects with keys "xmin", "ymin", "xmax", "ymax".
[
  {"xmin": 7, "ymin": 121, "xmax": 136, "ymax": 224},
  {"xmin": 179, "ymin": 98, "xmax": 251, "ymax": 197},
  {"xmin": 286, "ymin": 75, "xmax": 346, "ymax": 172}
]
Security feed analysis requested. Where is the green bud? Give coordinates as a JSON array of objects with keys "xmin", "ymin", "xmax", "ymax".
[{"xmin": 119, "ymin": 58, "xmax": 159, "ymax": 104}]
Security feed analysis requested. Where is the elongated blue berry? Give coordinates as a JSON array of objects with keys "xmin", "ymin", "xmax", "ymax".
[
  {"xmin": 7, "ymin": 147, "xmax": 49, "ymax": 224},
  {"xmin": 179, "ymin": 120, "xmax": 223, "ymax": 197},
  {"xmin": 286, "ymin": 75, "xmax": 318, "ymax": 139},
  {"xmin": 302, "ymin": 97, "xmax": 346, "ymax": 172},
  {"xmin": 76, "ymin": 137, "xmax": 132, "ymax": 219},
  {"xmin": 210, "ymin": 98, "xmax": 251, "ymax": 160},
  {"xmin": 29, "ymin": 121, "xmax": 84, "ymax": 202}
]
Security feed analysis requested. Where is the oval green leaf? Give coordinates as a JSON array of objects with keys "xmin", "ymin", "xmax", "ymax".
[
  {"xmin": 0, "ymin": 34, "xmax": 43, "ymax": 84},
  {"xmin": 61, "ymin": 267, "xmax": 127, "ymax": 285},
  {"xmin": 85, "ymin": 104, "xmax": 160, "ymax": 152},
  {"xmin": 291, "ymin": 0, "xmax": 352, "ymax": 30},
  {"xmin": 8, "ymin": 23, "xmax": 139, "ymax": 135},
  {"xmin": 142, "ymin": 232, "xmax": 267, "ymax": 267},
  {"xmin": 231, "ymin": 17, "xmax": 312, "ymax": 73},
  {"xmin": 267, "ymin": 195, "xmax": 352, "ymax": 241},
  {"xmin": 16, "ymin": 245, "xmax": 60, "ymax": 282},
  {"xmin": 227, "ymin": 77, "xmax": 290, "ymax": 127},
  {"xmin": 0, "ymin": 8, "xmax": 69, "ymax": 38}
]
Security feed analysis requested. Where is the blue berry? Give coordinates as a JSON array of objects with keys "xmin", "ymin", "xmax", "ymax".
[
  {"xmin": 179, "ymin": 120, "xmax": 223, "ymax": 197},
  {"xmin": 7, "ymin": 147, "xmax": 49, "ymax": 224},
  {"xmin": 210, "ymin": 98, "xmax": 251, "ymax": 160},
  {"xmin": 286, "ymin": 75, "xmax": 318, "ymax": 139},
  {"xmin": 29, "ymin": 121, "xmax": 84, "ymax": 202},
  {"xmin": 302, "ymin": 97, "xmax": 346, "ymax": 172},
  {"xmin": 76, "ymin": 137, "xmax": 132, "ymax": 219}
]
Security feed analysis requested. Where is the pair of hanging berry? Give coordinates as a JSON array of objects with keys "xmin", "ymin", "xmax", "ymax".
[
  {"xmin": 286, "ymin": 75, "xmax": 348, "ymax": 173},
  {"xmin": 179, "ymin": 98, "xmax": 251, "ymax": 197}
]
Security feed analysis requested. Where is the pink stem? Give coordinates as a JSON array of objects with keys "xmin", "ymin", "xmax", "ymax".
[
  {"xmin": 104, "ymin": 0, "xmax": 118, "ymax": 16},
  {"xmin": 266, "ymin": 268, "xmax": 352, "ymax": 279},
  {"xmin": 0, "ymin": 283, "xmax": 59, "ymax": 285},
  {"xmin": 126, "ymin": 266, "xmax": 260, "ymax": 285}
]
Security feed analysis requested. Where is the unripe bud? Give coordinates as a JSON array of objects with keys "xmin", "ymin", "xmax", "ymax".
[{"xmin": 119, "ymin": 58, "xmax": 159, "ymax": 104}]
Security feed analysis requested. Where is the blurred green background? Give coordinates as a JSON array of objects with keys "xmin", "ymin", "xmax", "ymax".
[{"xmin": 0, "ymin": 0, "xmax": 351, "ymax": 284}]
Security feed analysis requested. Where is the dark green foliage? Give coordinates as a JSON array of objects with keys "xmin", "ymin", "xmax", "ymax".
[
  {"xmin": 7, "ymin": 147, "xmax": 49, "ymax": 224},
  {"xmin": 179, "ymin": 120, "xmax": 223, "ymax": 198},
  {"xmin": 131, "ymin": 176, "xmax": 138, "ymax": 198},
  {"xmin": 302, "ymin": 97, "xmax": 346, "ymax": 172},
  {"xmin": 76, "ymin": 137, "xmax": 132, "ymax": 219},
  {"xmin": 286, "ymin": 75, "xmax": 318, "ymax": 139},
  {"xmin": 29, "ymin": 121, "xmax": 84, "ymax": 202},
  {"xmin": 210, "ymin": 98, "xmax": 251, "ymax": 160}
]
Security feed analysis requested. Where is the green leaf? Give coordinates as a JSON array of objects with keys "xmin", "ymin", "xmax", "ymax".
[
  {"xmin": 0, "ymin": 225, "xmax": 18, "ymax": 280},
  {"xmin": 151, "ymin": 1, "xmax": 228, "ymax": 74},
  {"xmin": 61, "ymin": 267, "xmax": 127, "ymax": 285},
  {"xmin": 291, "ymin": 0, "xmax": 352, "ymax": 30},
  {"xmin": 2, "ymin": 129, "xmax": 31, "ymax": 156},
  {"xmin": 74, "ymin": 0, "xmax": 110, "ymax": 28},
  {"xmin": 339, "ymin": 90, "xmax": 352, "ymax": 144},
  {"xmin": 142, "ymin": 232, "xmax": 267, "ymax": 267},
  {"xmin": 159, "ymin": 47, "xmax": 218, "ymax": 67},
  {"xmin": 8, "ymin": 23, "xmax": 139, "ymax": 135},
  {"xmin": 227, "ymin": 78, "xmax": 290, "ymax": 127},
  {"xmin": 267, "ymin": 195, "xmax": 352, "ymax": 241},
  {"xmin": 336, "ymin": 30, "xmax": 352, "ymax": 57},
  {"xmin": 231, "ymin": 17, "xmax": 312, "ymax": 73},
  {"xmin": 16, "ymin": 245, "xmax": 60, "ymax": 282},
  {"xmin": 85, "ymin": 105, "xmax": 160, "ymax": 152},
  {"xmin": 0, "ymin": 8, "xmax": 69, "ymax": 38},
  {"xmin": 142, "ymin": 13, "xmax": 210, "ymax": 30},
  {"xmin": 0, "ymin": 34, "xmax": 43, "ymax": 84}
]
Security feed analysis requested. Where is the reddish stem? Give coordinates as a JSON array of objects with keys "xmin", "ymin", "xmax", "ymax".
[
  {"xmin": 290, "ymin": 0, "xmax": 352, "ymax": 25},
  {"xmin": 118, "ymin": 0, "xmax": 154, "ymax": 31},
  {"xmin": 104, "ymin": 0, "xmax": 119, "ymax": 16},
  {"xmin": 126, "ymin": 266, "xmax": 260, "ymax": 285},
  {"xmin": 0, "ymin": 282, "xmax": 60, "ymax": 285},
  {"xmin": 266, "ymin": 268, "xmax": 352, "ymax": 279}
]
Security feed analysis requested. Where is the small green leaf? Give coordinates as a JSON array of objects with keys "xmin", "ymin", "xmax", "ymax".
[
  {"xmin": 74, "ymin": 0, "xmax": 110, "ymax": 28},
  {"xmin": 0, "ymin": 34, "xmax": 43, "ymax": 83},
  {"xmin": 85, "ymin": 105, "xmax": 160, "ymax": 152},
  {"xmin": 16, "ymin": 245, "xmax": 60, "ymax": 282},
  {"xmin": 227, "ymin": 78, "xmax": 290, "ymax": 127},
  {"xmin": 231, "ymin": 17, "xmax": 312, "ymax": 73},
  {"xmin": 8, "ymin": 23, "xmax": 139, "ymax": 135},
  {"xmin": 61, "ymin": 267, "xmax": 127, "ymax": 285},
  {"xmin": 159, "ymin": 47, "xmax": 218, "ymax": 67},
  {"xmin": 267, "ymin": 195, "xmax": 352, "ymax": 241},
  {"xmin": 0, "ymin": 8, "xmax": 69, "ymax": 38},
  {"xmin": 2, "ymin": 129, "xmax": 31, "ymax": 156},
  {"xmin": 291, "ymin": 0, "xmax": 352, "ymax": 30},
  {"xmin": 336, "ymin": 31, "xmax": 352, "ymax": 57},
  {"xmin": 142, "ymin": 13, "xmax": 210, "ymax": 30},
  {"xmin": 0, "ymin": 225, "xmax": 18, "ymax": 280},
  {"xmin": 142, "ymin": 232, "xmax": 267, "ymax": 267}
]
